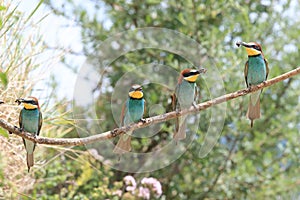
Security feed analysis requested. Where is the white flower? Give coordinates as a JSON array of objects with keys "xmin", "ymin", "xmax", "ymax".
[
  {"xmin": 141, "ymin": 177, "xmax": 162, "ymax": 198},
  {"xmin": 138, "ymin": 186, "xmax": 150, "ymax": 200},
  {"xmin": 123, "ymin": 175, "xmax": 137, "ymax": 192}
]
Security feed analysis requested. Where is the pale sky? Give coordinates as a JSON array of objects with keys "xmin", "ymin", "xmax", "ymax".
[{"xmin": 16, "ymin": 0, "xmax": 86, "ymax": 100}]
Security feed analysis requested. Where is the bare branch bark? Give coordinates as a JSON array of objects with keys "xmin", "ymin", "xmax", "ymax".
[{"xmin": 1, "ymin": 67, "xmax": 300, "ymax": 146}]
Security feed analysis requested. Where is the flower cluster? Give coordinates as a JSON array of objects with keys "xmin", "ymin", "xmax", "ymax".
[
  {"xmin": 118, "ymin": 175, "xmax": 162, "ymax": 199},
  {"xmin": 140, "ymin": 177, "xmax": 162, "ymax": 198},
  {"xmin": 123, "ymin": 175, "xmax": 137, "ymax": 193}
]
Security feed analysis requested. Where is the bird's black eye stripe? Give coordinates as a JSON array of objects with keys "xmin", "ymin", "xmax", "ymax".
[
  {"xmin": 26, "ymin": 100, "xmax": 37, "ymax": 105},
  {"xmin": 251, "ymin": 45, "xmax": 261, "ymax": 51},
  {"xmin": 183, "ymin": 71, "xmax": 200, "ymax": 77},
  {"xmin": 129, "ymin": 86, "xmax": 143, "ymax": 92}
]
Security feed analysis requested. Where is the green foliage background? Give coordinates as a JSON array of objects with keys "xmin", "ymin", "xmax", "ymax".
[{"xmin": 1, "ymin": 0, "xmax": 300, "ymax": 199}]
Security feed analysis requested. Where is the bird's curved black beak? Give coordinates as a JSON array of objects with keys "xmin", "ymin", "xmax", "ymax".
[
  {"xmin": 15, "ymin": 98, "xmax": 25, "ymax": 105},
  {"xmin": 0, "ymin": 100, "xmax": 4, "ymax": 104},
  {"xmin": 198, "ymin": 67, "xmax": 207, "ymax": 74},
  {"xmin": 236, "ymin": 41, "xmax": 251, "ymax": 48},
  {"xmin": 135, "ymin": 87, "xmax": 143, "ymax": 92}
]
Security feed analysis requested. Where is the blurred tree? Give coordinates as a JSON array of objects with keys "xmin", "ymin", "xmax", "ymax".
[{"xmin": 35, "ymin": 0, "xmax": 300, "ymax": 199}]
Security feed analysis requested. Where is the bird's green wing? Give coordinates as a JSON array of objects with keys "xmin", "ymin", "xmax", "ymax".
[
  {"xmin": 143, "ymin": 99, "xmax": 146, "ymax": 117},
  {"xmin": 264, "ymin": 58, "xmax": 269, "ymax": 80},
  {"xmin": 171, "ymin": 93, "xmax": 177, "ymax": 111},
  {"xmin": 19, "ymin": 109, "xmax": 26, "ymax": 148},
  {"xmin": 194, "ymin": 84, "xmax": 199, "ymax": 103},
  {"xmin": 120, "ymin": 101, "xmax": 127, "ymax": 126},
  {"xmin": 244, "ymin": 61, "xmax": 249, "ymax": 87},
  {"xmin": 173, "ymin": 83, "xmax": 180, "ymax": 111},
  {"xmin": 172, "ymin": 86, "xmax": 179, "ymax": 132},
  {"xmin": 37, "ymin": 111, "xmax": 43, "ymax": 136},
  {"xmin": 19, "ymin": 109, "xmax": 23, "ymax": 128}
]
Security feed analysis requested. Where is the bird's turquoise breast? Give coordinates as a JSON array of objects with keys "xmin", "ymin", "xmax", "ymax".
[
  {"xmin": 124, "ymin": 98, "xmax": 145, "ymax": 124},
  {"xmin": 247, "ymin": 55, "xmax": 267, "ymax": 85},
  {"xmin": 177, "ymin": 80, "xmax": 196, "ymax": 108},
  {"xmin": 21, "ymin": 108, "xmax": 40, "ymax": 133}
]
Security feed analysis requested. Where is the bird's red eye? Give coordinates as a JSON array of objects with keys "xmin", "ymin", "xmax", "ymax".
[{"xmin": 253, "ymin": 45, "xmax": 261, "ymax": 51}]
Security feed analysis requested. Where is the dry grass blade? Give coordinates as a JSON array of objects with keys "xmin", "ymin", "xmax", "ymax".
[{"xmin": 0, "ymin": 0, "xmax": 66, "ymax": 197}]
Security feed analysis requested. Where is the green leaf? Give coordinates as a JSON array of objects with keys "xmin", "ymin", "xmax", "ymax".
[
  {"xmin": 0, "ymin": 5, "xmax": 6, "ymax": 11},
  {"xmin": 0, "ymin": 128, "xmax": 8, "ymax": 138},
  {"xmin": 146, "ymin": 0, "xmax": 161, "ymax": 5},
  {"xmin": 0, "ymin": 72, "xmax": 8, "ymax": 88}
]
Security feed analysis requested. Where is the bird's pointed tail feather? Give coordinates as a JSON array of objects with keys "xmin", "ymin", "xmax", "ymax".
[
  {"xmin": 247, "ymin": 91, "xmax": 261, "ymax": 127},
  {"xmin": 113, "ymin": 132, "xmax": 132, "ymax": 155},
  {"xmin": 174, "ymin": 116, "xmax": 187, "ymax": 143},
  {"xmin": 27, "ymin": 153, "xmax": 34, "ymax": 172}
]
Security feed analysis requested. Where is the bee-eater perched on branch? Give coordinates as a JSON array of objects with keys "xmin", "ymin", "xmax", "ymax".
[
  {"xmin": 236, "ymin": 41, "xmax": 269, "ymax": 127},
  {"xmin": 172, "ymin": 68, "xmax": 206, "ymax": 143},
  {"xmin": 16, "ymin": 97, "xmax": 43, "ymax": 172},
  {"xmin": 113, "ymin": 84, "xmax": 145, "ymax": 155}
]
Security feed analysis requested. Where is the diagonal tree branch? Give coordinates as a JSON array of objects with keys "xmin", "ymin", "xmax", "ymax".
[{"xmin": 1, "ymin": 67, "xmax": 300, "ymax": 146}]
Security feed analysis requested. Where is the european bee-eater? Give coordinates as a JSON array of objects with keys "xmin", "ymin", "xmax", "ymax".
[
  {"xmin": 172, "ymin": 68, "xmax": 206, "ymax": 142},
  {"xmin": 236, "ymin": 41, "xmax": 269, "ymax": 127},
  {"xmin": 16, "ymin": 97, "xmax": 43, "ymax": 172},
  {"xmin": 113, "ymin": 84, "xmax": 145, "ymax": 155}
]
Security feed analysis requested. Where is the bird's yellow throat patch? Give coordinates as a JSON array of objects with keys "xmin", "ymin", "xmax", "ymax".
[
  {"xmin": 184, "ymin": 74, "xmax": 199, "ymax": 82},
  {"xmin": 24, "ymin": 103, "xmax": 38, "ymax": 109},
  {"xmin": 129, "ymin": 91, "xmax": 143, "ymax": 99},
  {"xmin": 245, "ymin": 48, "xmax": 261, "ymax": 56}
]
